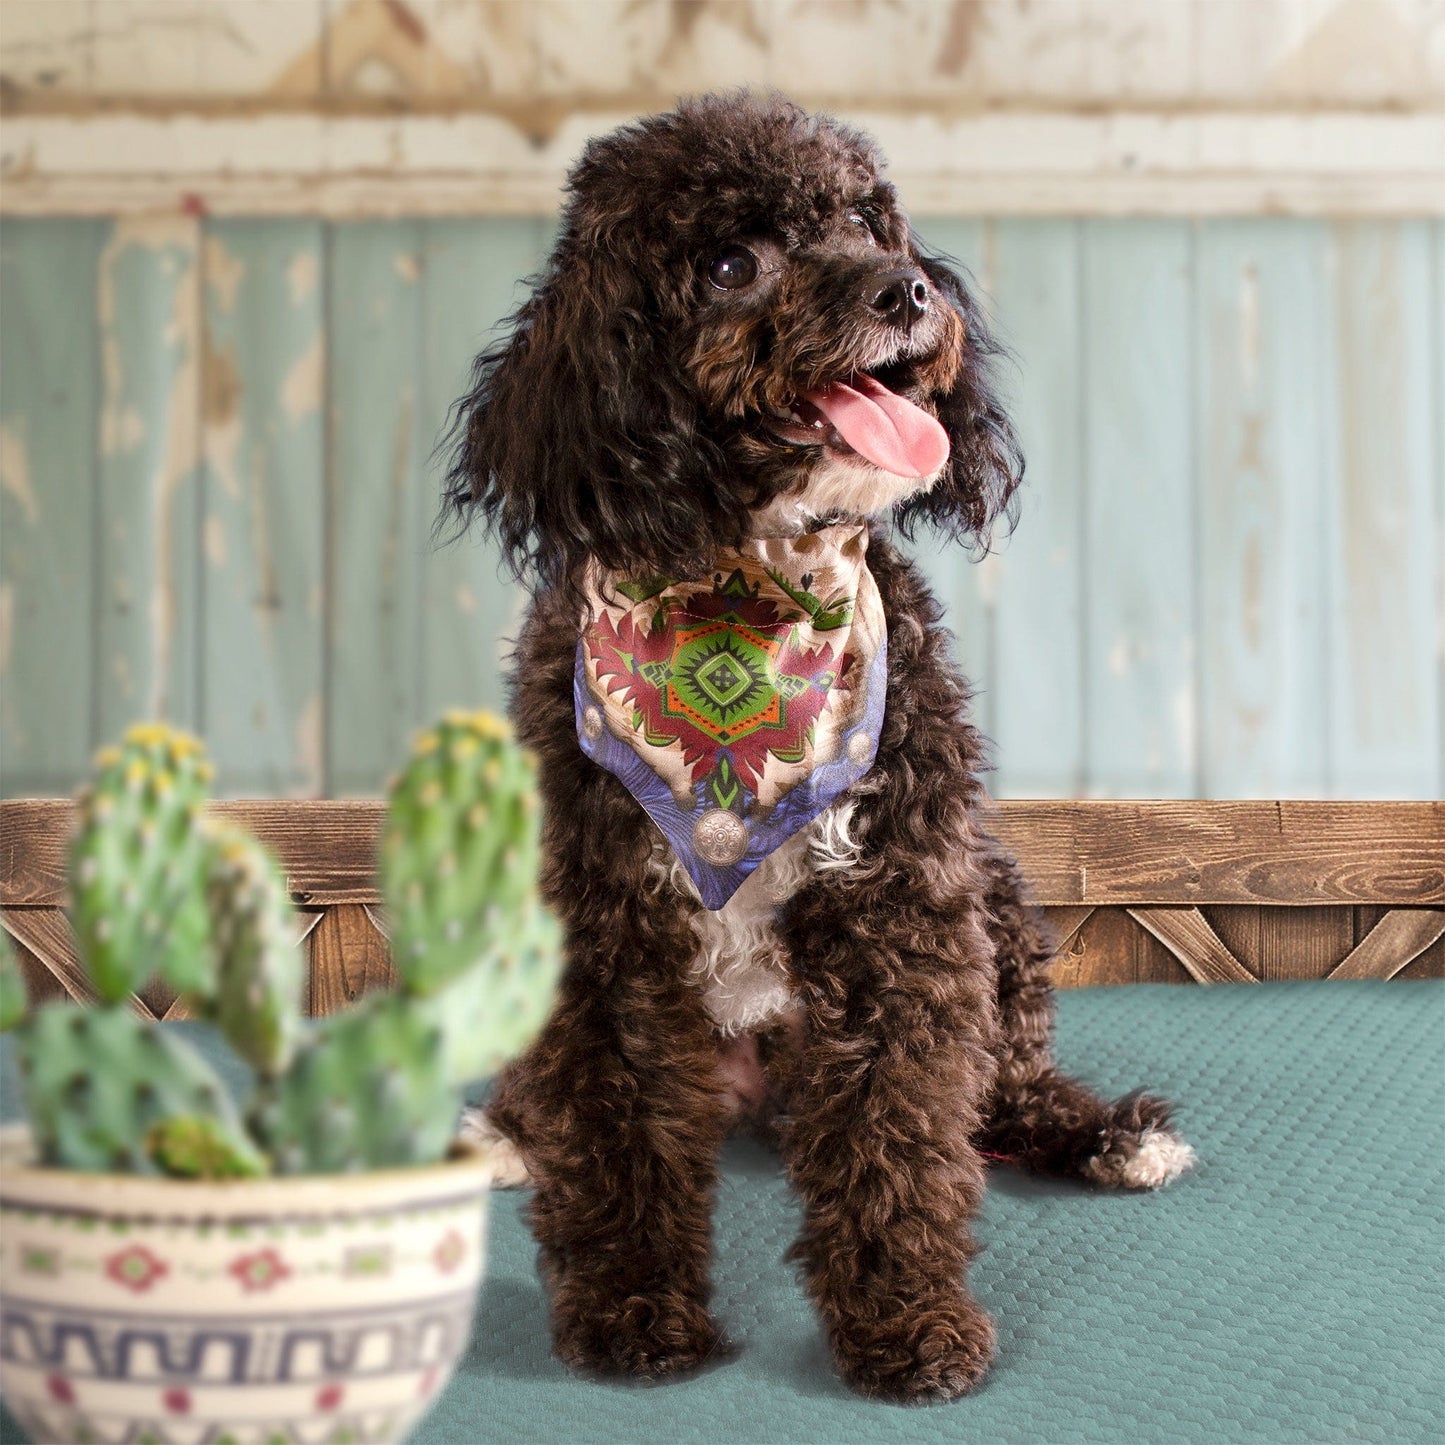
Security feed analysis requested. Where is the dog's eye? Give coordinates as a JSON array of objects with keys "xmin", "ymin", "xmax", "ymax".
[
  {"xmin": 708, "ymin": 248, "xmax": 759, "ymax": 291},
  {"xmin": 849, "ymin": 213, "xmax": 878, "ymax": 246}
]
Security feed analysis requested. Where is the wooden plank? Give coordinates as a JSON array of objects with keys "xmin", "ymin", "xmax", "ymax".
[
  {"xmin": 5, "ymin": 799, "xmax": 1442, "ymax": 910},
  {"xmin": 1202, "ymin": 905, "xmax": 1261, "ymax": 980},
  {"xmin": 1257, "ymin": 905, "xmax": 1354, "ymax": 982},
  {"xmin": 1328, "ymin": 910, "xmax": 1445, "ymax": 982},
  {"xmin": 326, "ymin": 220, "xmax": 426, "ymax": 795},
  {"xmin": 201, "ymin": 219, "xmax": 327, "ymax": 795},
  {"xmin": 1128, "ymin": 907, "xmax": 1260, "ymax": 985},
  {"xmin": 307, "ymin": 902, "xmax": 396, "ymax": 1016},
  {"xmin": 95, "ymin": 215, "xmax": 203, "ymax": 745},
  {"xmin": 419, "ymin": 217, "xmax": 549, "ymax": 723},
  {"xmin": 905, "ymin": 218, "xmax": 995, "ymax": 738},
  {"xmin": 1196, "ymin": 220, "xmax": 1330, "ymax": 796},
  {"xmin": 1081, "ymin": 219, "xmax": 1196, "ymax": 796},
  {"xmin": 986, "ymin": 218, "xmax": 1084, "ymax": 796},
  {"xmin": 0, "ymin": 218, "xmax": 102, "ymax": 796},
  {"xmin": 1324, "ymin": 221, "xmax": 1441, "ymax": 796},
  {"xmin": 1067, "ymin": 906, "xmax": 1188, "ymax": 987},
  {"xmin": 155, "ymin": 909, "xmax": 325, "ymax": 1021}
]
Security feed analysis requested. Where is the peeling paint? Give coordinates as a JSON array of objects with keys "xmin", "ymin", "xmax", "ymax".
[
  {"xmin": 204, "ymin": 514, "xmax": 227, "ymax": 568},
  {"xmin": 1108, "ymin": 636, "xmax": 1131, "ymax": 678},
  {"xmin": 0, "ymin": 419, "xmax": 37, "ymax": 525},
  {"xmin": 294, "ymin": 690, "xmax": 323, "ymax": 793},
  {"xmin": 281, "ymin": 332, "xmax": 323, "ymax": 421},
  {"xmin": 204, "ymin": 235, "xmax": 245, "ymax": 314},
  {"xmin": 0, "ymin": 580, "xmax": 12, "ymax": 677},
  {"xmin": 393, "ymin": 250, "xmax": 420, "ymax": 283},
  {"xmin": 1238, "ymin": 261, "xmax": 1261, "ymax": 388},
  {"xmin": 287, "ymin": 248, "xmax": 317, "ymax": 304}
]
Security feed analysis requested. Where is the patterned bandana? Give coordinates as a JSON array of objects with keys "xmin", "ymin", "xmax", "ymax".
[{"xmin": 575, "ymin": 523, "xmax": 887, "ymax": 910}]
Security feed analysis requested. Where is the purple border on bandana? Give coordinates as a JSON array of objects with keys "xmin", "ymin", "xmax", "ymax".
[{"xmin": 574, "ymin": 636, "xmax": 887, "ymax": 911}]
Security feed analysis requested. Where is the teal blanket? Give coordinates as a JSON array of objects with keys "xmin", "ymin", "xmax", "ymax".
[{"xmin": 5, "ymin": 982, "xmax": 1442, "ymax": 1443}]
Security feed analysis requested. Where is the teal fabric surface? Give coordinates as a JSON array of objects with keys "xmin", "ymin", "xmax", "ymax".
[{"xmin": 4, "ymin": 982, "xmax": 1443, "ymax": 1443}]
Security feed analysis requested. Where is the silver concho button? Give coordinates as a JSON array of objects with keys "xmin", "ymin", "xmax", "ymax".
[
  {"xmin": 581, "ymin": 706, "xmax": 604, "ymax": 741},
  {"xmin": 847, "ymin": 730, "xmax": 875, "ymax": 765},
  {"xmin": 692, "ymin": 808, "xmax": 749, "ymax": 866}
]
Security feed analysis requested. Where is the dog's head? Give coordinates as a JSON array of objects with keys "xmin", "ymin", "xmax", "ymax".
[{"xmin": 444, "ymin": 91, "xmax": 1022, "ymax": 592}]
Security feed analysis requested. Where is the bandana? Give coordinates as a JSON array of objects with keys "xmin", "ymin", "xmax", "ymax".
[{"xmin": 575, "ymin": 523, "xmax": 887, "ymax": 910}]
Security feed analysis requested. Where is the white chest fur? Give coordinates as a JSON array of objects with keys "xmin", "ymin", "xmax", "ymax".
[{"xmin": 647, "ymin": 800, "xmax": 864, "ymax": 1034}]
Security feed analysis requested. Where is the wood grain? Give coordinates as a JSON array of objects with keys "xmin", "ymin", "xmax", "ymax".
[
  {"xmin": 307, "ymin": 902, "xmax": 395, "ymax": 1015},
  {"xmin": 1328, "ymin": 910, "xmax": 1445, "ymax": 981},
  {"xmin": 1128, "ymin": 907, "xmax": 1260, "ymax": 985},
  {"xmin": 0, "ymin": 907, "xmax": 149, "ymax": 1018},
  {"xmin": 5, "ymin": 799, "xmax": 1442, "ymax": 909}
]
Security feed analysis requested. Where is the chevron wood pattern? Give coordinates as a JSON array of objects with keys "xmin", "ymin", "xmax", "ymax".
[{"xmin": 1, "ymin": 800, "xmax": 1441, "ymax": 1011}]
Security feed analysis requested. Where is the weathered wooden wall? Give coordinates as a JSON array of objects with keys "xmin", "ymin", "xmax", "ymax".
[{"xmin": 2, "ymin": 213, "xmax": 1441, "ymax": 800}]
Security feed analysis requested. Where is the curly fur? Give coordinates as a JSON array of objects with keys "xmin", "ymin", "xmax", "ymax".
[{"xmin": 446, "ymin": 91, "xmax": 1194, "ymax": 1402}]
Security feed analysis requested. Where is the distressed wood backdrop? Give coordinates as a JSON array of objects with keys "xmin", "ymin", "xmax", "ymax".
[{"xmin": 2, "ymin": 213, "xmax": 1441, "ymax": 800}]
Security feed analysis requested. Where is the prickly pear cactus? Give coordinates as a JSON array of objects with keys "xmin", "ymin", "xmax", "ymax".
[
  {"xmin": 250, "ymin": 997, "xmax": 455, "ymax": 1174},
  {"xmin": 202, "ymin": 823, "xmax": 305, "ymax": 1078},
  {"xmin": 381, "ymin": 710, "xmax": 546, "ymax": 997},
  {"xmin": 70, "ymin": 724, "xmax": 215, "ymax": 1003},
  {"xmin": 16, "ymin": 1003, "xmax": 266, "ymax": 1177},
  {"xmin": 0, "ymin": 927, "xmax": 25, "ymax": 1032}
]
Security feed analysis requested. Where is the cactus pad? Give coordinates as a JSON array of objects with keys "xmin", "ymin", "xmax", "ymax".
[
  {"xmin": 202, "ymin": 823, "xmax": 305, "ymax": 1077},
  {"xmin": 381, "ymin": 711, "xmax": 543, "ymax": 997},
  {"xmin": 16, "ymin": 1003, "xmax": 265, "ymax": 1176},
  {"xmin": 0, "ymin": 928, "xmax": 25, "ymax": 1032},
  {"xmin": 70, "ymin": 724, "xmax": 215, "ymax": 1003}
]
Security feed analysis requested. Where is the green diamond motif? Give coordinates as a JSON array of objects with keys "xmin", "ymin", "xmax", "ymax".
[{"xmin": 694, "ymin": 652, "xmax": 753, "ymax": 709}]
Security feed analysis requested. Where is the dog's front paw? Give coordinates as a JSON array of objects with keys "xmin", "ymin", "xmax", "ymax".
[
  {"xmin": 831, "ymin": 1290, "xmax": 995, "ymax": 1403},
  {"xmin": 553, "ymin": 1290, "xmax": 733, "ymax": 1382},
  {"xmin": 1085, "ymin": 1126, "xmax": 1197, "ymax": 1190}
]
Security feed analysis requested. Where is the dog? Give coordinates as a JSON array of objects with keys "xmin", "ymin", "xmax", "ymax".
[{"xmin": 444, "ymin": 92, "xmax": 1194, "ymax": 1402}]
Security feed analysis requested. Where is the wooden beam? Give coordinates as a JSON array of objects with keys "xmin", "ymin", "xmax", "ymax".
[
  {"xmin": 4, "ymin": 799, "xmax": 1441, "ymax": 909},
  {"xmin": 1327, "ymin": 910, "xmax": 1445, "ymax": 981},
  {"xmin": 2, "ymin": 111, "xmax": 1441, "ymax": 219},
  {"xmin": 1128, "ymin": 907, "xmax": 1260, "ymax": 986}
]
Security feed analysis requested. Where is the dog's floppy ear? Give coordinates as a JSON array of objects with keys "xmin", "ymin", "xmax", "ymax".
[
  {"xmin": 440, "ymin": 234, "xmax": 736, "ymax": 594},
  {"xmin": 895, "ymin": 249, "xmax": 1024, "ymax": 552}
]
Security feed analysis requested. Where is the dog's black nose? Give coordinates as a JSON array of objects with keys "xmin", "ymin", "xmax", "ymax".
[{"xmin": 867, "ymin": 269, "xmax": 929, "ymax": 328}]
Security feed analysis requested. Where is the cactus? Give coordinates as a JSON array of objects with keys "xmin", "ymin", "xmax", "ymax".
[
  {"xmin": 70, "ymin": 724, "xmax": 215, "ymax": 1002},
  {"xmin": 12, "ymin": 708, "xmax": 561, "ymax": 1180},
  {"xmin": 201, "ymin": 824, "xmax": 305, "ymax": 1078},
  {"xmin": 16, "ymin": 1003, "xmax": 265, "ymax": 1177},
  {"xmin": 380, "ymin": 710, "xmax": 544, "ymax": 997},
  {"xmin": 252, "ymin": 710, "xmax": 562, "ymax": 1174},
  {"xmin": 0, "ymin": 928, "xmax": 25, "ymax": 1032}
]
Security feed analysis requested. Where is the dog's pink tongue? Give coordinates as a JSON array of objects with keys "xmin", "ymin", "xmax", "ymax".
[{"xmin": 805, "ymin": 374, "xmax": 950, "ymax": 478}]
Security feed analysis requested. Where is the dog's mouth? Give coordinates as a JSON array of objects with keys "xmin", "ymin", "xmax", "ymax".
[{"xmin": 771, "ymin": 360, "xmax": 949, "ymax": 479}]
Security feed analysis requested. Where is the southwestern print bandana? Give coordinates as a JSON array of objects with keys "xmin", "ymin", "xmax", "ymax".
[{"xmin": 575, "ymin": 523, "xmax": 887, "ymax": 910}]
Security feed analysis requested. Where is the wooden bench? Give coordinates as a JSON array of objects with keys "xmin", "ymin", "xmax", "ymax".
[{"xmin": 2, "ymin": 799, "xmax": 1441, "ymax": 1019}]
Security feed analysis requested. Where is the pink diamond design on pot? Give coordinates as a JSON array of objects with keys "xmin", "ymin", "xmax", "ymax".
[
  {"xmin": 162, "ymin": 1386, "xmax": 191, "ymax": 1414},
  {"xmin": 432, "ymin": 1230, "xmax": 466, "ymax": 1274},
  {"xmin": 316, "ymin": 1382, "xmax": 345, "ymax": 1411},
  {"xmin": 104, "ymin": 1244, "xmax": 169, "ymax": 1292},
  {"xmin": 228, "ymin": 1247, "xmax": 292, "ymax": 1292},
  {"xmin": 46, "ymin": 1374, "xmax": 75, "ymax": 1406}
]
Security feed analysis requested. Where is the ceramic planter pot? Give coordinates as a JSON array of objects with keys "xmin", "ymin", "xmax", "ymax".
[{"xmin": 0, "ymin": 1125, "xmax": 493, "ymax": 1445}]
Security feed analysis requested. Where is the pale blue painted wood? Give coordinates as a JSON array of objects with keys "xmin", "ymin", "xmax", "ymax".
[
  {"xmin": 1080, "ymin": 220, "xmax": 1196, "ymax": 796},
  {"xmin": 418, "ymin": 218, "xmax": 551, "ymax": 723},
  {"xmin": 1436, "ymin": 220, "xmax": 1445, "ymax": 794},
  {"xmin": 985, "ymin": 219, "xmax": 1085, "ymax": 797},
  {"xmin": 200, "ymin": 220, "xmax": 326, "ymax": 796},
  {"xmin": 1322, "ymin": 222, "xmax": 1442, "ymax": 797},
  {"xmin": 908, "ymin": 219, "xmax": 997, "ymax": 745},
  {"xmin": 1196, "ymin": 220, "xmax": 1330, "ymax": 797},
  {"xmin": 0, "ymin": 220, "xmax": 102, "ymax": 795},
  {"xmin": 95, "ymin": 218, "xmax": 203, "ymax": 747},
  {"xmin": 326, "ymin": 221, "xmax": 425, "ymax": 796}
]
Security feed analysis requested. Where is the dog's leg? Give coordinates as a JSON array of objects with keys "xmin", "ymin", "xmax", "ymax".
[
  {"xmin": 484, "ymin": 940, "xmax": 733, "ymax": 1381},
  {"xmin": 979, "ymin": 852, "xmax": 1196, "ymax": 1189},
  {"xmin": 776, "ymin": 881, "xmax": 1000, "ymax": 1402}
]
